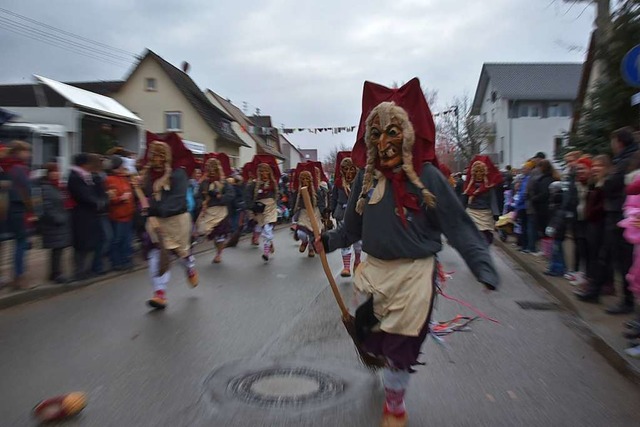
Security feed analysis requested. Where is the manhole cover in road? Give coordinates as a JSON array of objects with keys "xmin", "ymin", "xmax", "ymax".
[
  {"xmin": 228, "ymin": 367, "xmax": 344, "ymax": 408},
  {"xmin": 516, "ymin": 301, "xmax": 561, "ymax": 311}
]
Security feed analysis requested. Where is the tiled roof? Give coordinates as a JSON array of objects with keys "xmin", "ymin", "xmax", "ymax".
[
  {"xmin": 206, "ymin": 90, "xmax": 285, "ymax": 159},
  {"xmin": 471, "ymin": 63, "xmax": 583, "ymax": 114},
  {"xmin": 0, "ymin": 84, "xmax": 67, "ymax": 107},
  {"xmin": 250, "ymin": 115, "xmax": 283, "ymax": 157},
  {"xmin": 138, "ymin": 50, "xmax": 248, "ymax": 148}
]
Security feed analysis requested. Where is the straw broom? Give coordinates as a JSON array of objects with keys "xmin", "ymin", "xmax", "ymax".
[{"xmin": 300, "ymin": 187, "xmax": 386, "ymax": 370}]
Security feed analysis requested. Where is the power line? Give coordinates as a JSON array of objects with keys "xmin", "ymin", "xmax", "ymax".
[
  {"xmin": 574, "ymin": 2, "xmax": 594, "ymax": 21},
  {"xmin": 0, "ymin": 16, "xmax": 134, "ymax": 64},
  {"xmin": 0, "ymin": 23, "xmax": 131, "ymax": 68},
  {"xmin": 0, "ymin": 7, "xmax": 136, "ymax": 57},
  {"xmin": 562, "ymin": 0, "xmax": 580, "ymax": 16}
]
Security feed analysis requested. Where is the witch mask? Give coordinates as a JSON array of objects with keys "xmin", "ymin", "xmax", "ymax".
[
  {"xmin": 340, "ymin": 158, "xmax": 357, "ymax": 185},
  {"xmin": 472, "ymin": 161, "xmax": 487, "ymax": 182},
  {"xmin": 206, "ymin": 158, "xmax": 222, "ymax": 181},
  {"xmin": 258, "ymin": 164, "xmax": 272, "ymax": 182},
  {"xmin": 299, "ymin": 171, "xmax": 313, "ymax": 189},
  {"xmin": 367, "ymin": 103, "xmax": 407, "ymax": 170}
]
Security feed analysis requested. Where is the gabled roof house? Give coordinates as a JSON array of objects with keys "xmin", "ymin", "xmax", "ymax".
[{"xmin": 471, "ymin": 63, "xmax": 582, "ymax": 168}]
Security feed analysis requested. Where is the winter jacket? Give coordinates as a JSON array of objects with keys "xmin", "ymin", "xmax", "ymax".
[
  {"xmin": 93, "ymin": 172, "xmax": 109, "ymax": 216},
  {"xmin": 604, "ymin": 143, "xmax": 638, "ymax": 213},
  {"xmin": 586, "ymin": 181, "xmax": 606, "ymax": 223},
  {"xmin": 323, "ymin": 165, "xmax": 498, "ymax": 289},
  {"xmin": 230, "ymin": 183, "xmax": 246, "ymax": 211},
  {"xmin": 331, "ymin": 186, "xmax": 350, "ymax": 221},
  {"xmin": 105, "ymin": 175, "xmax": 135, "ymax": 222},
  {"xmin": 530, "ymin": 173, "xmax": 554, "ymax": 214},
  {"xmin": 548, "ymin": 184, "xmax": 567, "ymax": 241},
  {"xmin": 515, "ymin": 175, "xmax": 529, "ymax": 211},
  {"xmin": 200, "ymin": 179, "xmax": 234, "ymax": 208},
  {"xmin": 526, "ymin": 168, "xmax": 542, "ymax": 214},
  {"xmin": 186, "ymin": 186, "xmax": 196, "ymax": 215},
  {"xmin": 6, "ymin": 160, "xmax": 30, "ymax": 212},
  {"xmin": 564, "ymin": 167, "xmax": 578, "ymax": 220},
  {"xmin": 40, "ymin": 181, "xmax": 71, "ymax": 249},
  {"xmin": 0, "ymin": 167, "xmax": 9, "ymax": 241},
  {"xmin": 465, "ymin": 187, "xmax": 500, "ymax": 216},
  {"xmin": 144, "ymin": 168, "xmax": 188, "ymax": 218},
  {"xmin": 67, "ymin": 168, "xmax": 105, "ymax": 251},
  {"xmin": 189, "ymin": 179, "xmax": 203, "ymax": 215}
]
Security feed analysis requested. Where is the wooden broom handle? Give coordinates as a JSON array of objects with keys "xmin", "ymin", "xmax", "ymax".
[{"xmin": 301, "ymin": 187, "xmax": 350, "ymax": 319}]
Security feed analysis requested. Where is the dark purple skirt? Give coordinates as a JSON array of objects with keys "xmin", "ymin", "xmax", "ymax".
[
  {"xmin": 207, "ymin": 217, "xmax": 231, "ymax": 240},
  {"xmin": 361, "ymin": 281, "xmax": 436, "ymax": 371}
]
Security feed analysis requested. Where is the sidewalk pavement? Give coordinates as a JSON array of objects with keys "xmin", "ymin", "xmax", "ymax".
[
  {"xmin": 495, "ymin": 234, "xmax": 640, "ymax": 385},
  {"xmin": 0, "ymin": 226, "xmax": 288, "ymax": 311}
]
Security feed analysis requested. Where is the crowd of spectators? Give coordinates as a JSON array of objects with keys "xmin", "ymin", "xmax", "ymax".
[
  {"xmin": 495, "ymin": 127, "xmax": 640, "ymax": 358},
  {"xmin": 0, "ymin": 143, "xmax": 296, "ymax": 292}
]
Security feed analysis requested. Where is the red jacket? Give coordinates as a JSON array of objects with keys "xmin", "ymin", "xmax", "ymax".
[{"xmin": 105, "ymin": 175, "xmax": 135, "ymax": 222}]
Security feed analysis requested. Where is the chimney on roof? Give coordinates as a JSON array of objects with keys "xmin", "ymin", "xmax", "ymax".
[{"xmin": 181, "ymin": 61, "xmax": 190, "ymax": 74}]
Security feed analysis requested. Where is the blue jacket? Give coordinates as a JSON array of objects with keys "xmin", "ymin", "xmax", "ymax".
[{"xmin": 515, "ymin": 175, "xmax": 529, "ymax": 211}]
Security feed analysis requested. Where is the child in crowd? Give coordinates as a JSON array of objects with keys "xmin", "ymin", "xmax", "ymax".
[
  {"xmin": 620, "ymin": 154, "xmax": 640, "ymax": 357},
  {"xmin": 105, "ymin": 156, "xmax": 135, "ymax": 271},
  {"xmin": 544, "ymin": 181, "xmax": 568, "ymax": 277}
]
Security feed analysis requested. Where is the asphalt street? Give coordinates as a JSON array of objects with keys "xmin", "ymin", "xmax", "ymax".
[{"xmin": 0, "ymin": 229, "xmax": 639, "ymax": 426}]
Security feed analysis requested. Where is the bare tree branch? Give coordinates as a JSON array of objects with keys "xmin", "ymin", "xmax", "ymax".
[
  {"xmin": 436, "ymin": 95, "xmax": 495, "ymax": 170},
  {"xmin": 322, "ymin": 142, "xmax": 351, "ymax": 177}
]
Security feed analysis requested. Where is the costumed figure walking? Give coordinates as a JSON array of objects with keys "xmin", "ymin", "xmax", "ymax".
[
  {"xmin": 313, "ymin": 162, "xmax": 333, "ymax": 232},
  {"xmin": 317, "ymin": 79, "xmax": 498, "ymax": 427},
  {"xmin": 331, "ymin": 151, "xmax": 362, "ymax": 276},
  {"xmin": 242, "ymin": 160, "xmax": 258, "ymax": 246},
  {"xmin": 463, "ymin": 155, "xmax": 503, "ymax": 245},
  {"xmin": 292, "ymin": 162, "xmax": 325, "ymax": 258},
  {"xmin": 196, "ymin": 155, "xmax": 233, "ymax": 264},
  {"xmin": 250, "ymin": 155, "xmax": 280, "ymax": 261},
  {"xmin": 138, "ymin": 136, "xmax": 199, "ymax": 309}
]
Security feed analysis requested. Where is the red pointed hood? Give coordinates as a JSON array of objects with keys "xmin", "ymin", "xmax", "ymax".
[{"xmin": 352, "ymin": 78, "xmax": 436, "ymax": 171}]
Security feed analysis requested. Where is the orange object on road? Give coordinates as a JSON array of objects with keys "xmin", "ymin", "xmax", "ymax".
[{"xmin": 33, "ymin": 391, "xmax": 87, "ymax": 422}]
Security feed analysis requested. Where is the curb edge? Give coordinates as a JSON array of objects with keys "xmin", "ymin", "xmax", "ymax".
[{"xmin": 494, "ymin": 237, "xmax": 640, "ymax": 387}]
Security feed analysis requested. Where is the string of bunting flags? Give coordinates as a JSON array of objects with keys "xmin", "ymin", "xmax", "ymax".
[
  {"xmin": 237, "ymin": 107, "xmax": 458, "ymax": 136},
  {"xmin": 239, "ymin": 125, "xmax": 357, "ymax": 135}
]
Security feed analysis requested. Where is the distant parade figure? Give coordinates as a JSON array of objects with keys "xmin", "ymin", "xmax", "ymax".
[
  {"xmin": 331, "ymin": 151, "xmax": 362, "ymax": 276},
  {"xmin": 312, "ymin": 162, "xmax": 333, "ymax": 232},
  {"xmin": 197, "ymin": 156, "xmax": 233, "ymax": 264},
  {"xmin": 317, "ymin": 79, "xmax": 498, "ymax": 427},
  {"xmin": 292, "ymin": 162, "xmax": 325, "ymax": 257},
  {"xmin": 463, "ymin": 155, "xmax": 503, "ymax": 245},
  {"xmin": 139, "ymin": 137, "xmax": 199, "ymax": 309},
  {"xmin": 250, "ymin": 155, "xmax": 280, "ymax": 261},
  {"xmin": 242, "ymin": 160, "xmax": 258, "ymax": 246}
]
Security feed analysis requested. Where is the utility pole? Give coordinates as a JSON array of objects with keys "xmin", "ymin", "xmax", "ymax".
[
  {"xmin": 594, "ymin": 0, "xmax": 612, "ymax": 80},
  {"xmin": 564, "ymin": 0, "xmax": 611, "ymax": 78}
]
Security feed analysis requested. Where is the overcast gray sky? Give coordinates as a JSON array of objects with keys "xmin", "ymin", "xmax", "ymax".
[{"xmin": 0, "ymin": 0, "xmax": 598, "ymax": 160}]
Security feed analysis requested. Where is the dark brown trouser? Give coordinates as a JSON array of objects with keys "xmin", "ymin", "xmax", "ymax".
[
  {"xmin": 573, "ymin": 220, "xmax": 588, "ymax": 272},
  {"xmin": 592, "ymin": 213, "xmax": 634, "ymax": 306},
  {"xmin": 49, "ymin": 248, "xmax": 64, "ymax": 280}
]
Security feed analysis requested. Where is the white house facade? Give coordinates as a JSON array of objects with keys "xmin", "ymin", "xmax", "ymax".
[
  {"xmin": 278, "ymin": 134, "xmax": 303, "ymax": 170},
  {"xmin": 471, "ymin": 63, "xmax": 582, "ymax": 169}
]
